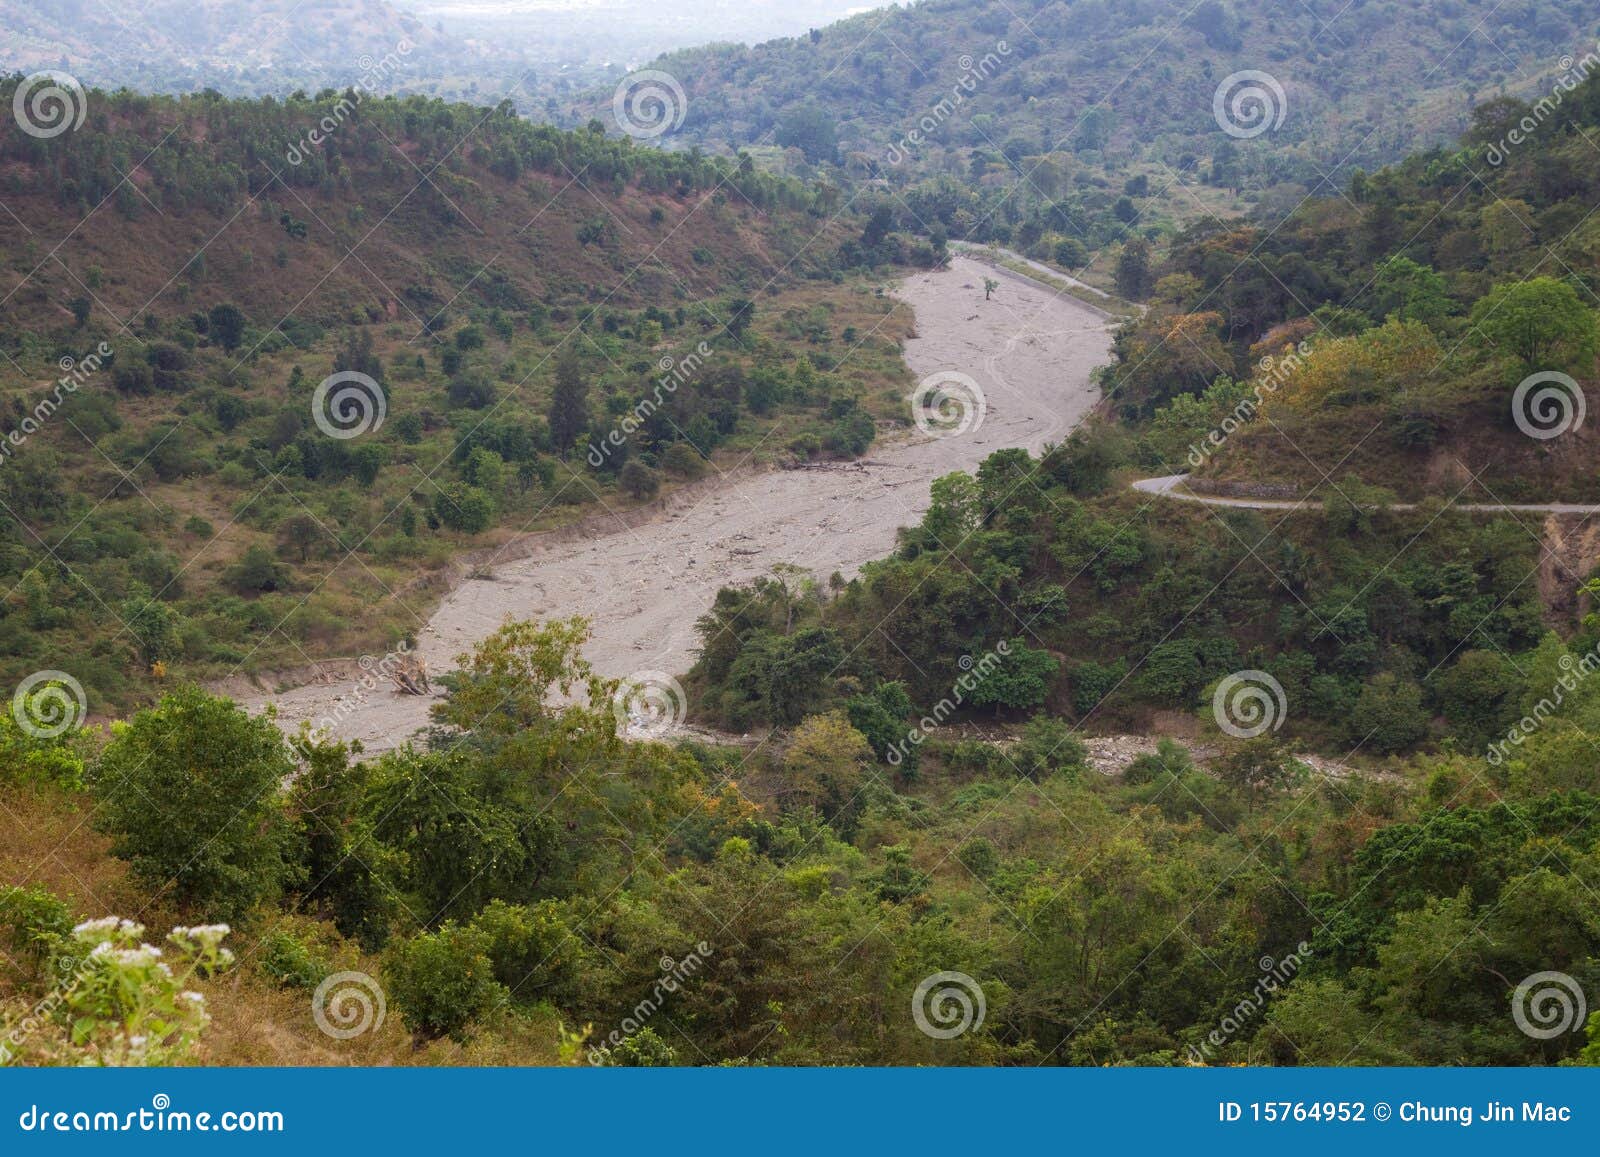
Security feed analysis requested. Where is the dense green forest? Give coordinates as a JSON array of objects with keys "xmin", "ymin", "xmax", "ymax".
[{"xmin": 4, "ymin": 53, "xmax": 1600, "ymax": 1069}]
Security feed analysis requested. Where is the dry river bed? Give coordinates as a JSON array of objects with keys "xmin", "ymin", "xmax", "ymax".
[{"xmin": 241, "ymin": 255, "xmax": 1115, "ymax": 752}]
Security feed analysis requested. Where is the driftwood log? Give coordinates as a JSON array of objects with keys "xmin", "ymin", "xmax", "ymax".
[{"xmin": 390, "ymin": 654, "xmax": 430, "ymax": 696}]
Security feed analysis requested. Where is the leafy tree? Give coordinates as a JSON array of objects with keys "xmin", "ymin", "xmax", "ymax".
[
  {"xmin": 363, "ymin": 747, "xmax": 558, "ymax": 923},
  {"xmin": 846, "ymin": 681, "xmax": 915, "ymax": 771},
  {"xmin": 1115, "ymin": 237, "xmax": 1153, "ymax": 300},
  {"xmin": 1468, "ymin": 276, "xmax": 1596, "ymax": 371},
  {"xmin": 599, "ymin": 1026, "xmax": 678, "ymax": 1066},
  {"xmin": 470, "ymin": 899, "xmax": 586, "ymax": 1006},
  {"xmin": 548, "ymin": 350, "xmax": 589, "ymax": 457},
  {"xmin": 619, "ymin": 459, "xmax": 660, "ymax": 498},
  {"xmin": 1370, "ymin": 257, "xmax": 1451, "ymax": 327},
  {"xmin": 781, "ymin": 711, "xmax": 872, "ymax": 820},
  {"xmin": 352, "ymin": 442, "xmax": 387, "ymax": 486},
  {"xmin": 278, "ymin": 513, "xmax": 322, "ymax": 562},
  {"xmin": 120, "ymin": 586, "xmax": 178, "ymax": 667},
  {"xmin": 90, "ymin": 687, "xmax": 294, "ymax": 919},
  {"xmin": 462, "ymin": 446, "xmax": 506, "ymax": 492},
  {"xmin": 969, "ymin": 639, "xmax": 1059, "ymax": 713},
  {"xmin": 225, "ymin": 544, "xmax": 288, "ymax": 594},
  {"xmin": 433, "ymin": 482, "xmax": 494, "ymax": 534},
  {"xmin": 207, "ymin": 303, "xmax": 247, "ymax": 351},
  {"xmin": 774, "ymin": 103, "xmax": 838, "ymax": 163},
  {"xmin": 433, "ymin": 616, "xmax": 607, "ymax": 739},
  {"xmin": 286, "ymin": 733, "xmax": 394, "ymax": 951},
  {"xmin": 1213, "ymin": 738, "xmax": 1300, "ymax": 811},
  {"xmin": 1348, "ymin": 673, "xmax": 1429, "ymax": 754},
  {"xmin": 1012, "ymin": 714, "xmax": 1087, "ymax": 780},
  {"xmin": 726, "ymin": 296, "xmax": 756, "ymax": 344}
]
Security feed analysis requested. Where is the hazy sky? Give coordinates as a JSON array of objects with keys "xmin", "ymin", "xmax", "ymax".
[{"xmin": 411, "ymin": 0, "xmax": 883, "ymax": 50}]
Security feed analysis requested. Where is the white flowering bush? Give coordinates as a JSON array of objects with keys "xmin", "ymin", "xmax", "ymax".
[{"xmin": 0, "ymin": 917, "xmax": 233, "ymax": 1066}]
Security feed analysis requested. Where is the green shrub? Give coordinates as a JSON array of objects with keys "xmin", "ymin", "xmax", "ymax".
[
  {"xmin": 258, "ymin": 930, "xmax": 330, "ymax": 990},
  {"xmin": 0, "ymin": 710, "xmax": 87, "ymax": 790},
  {"xmin": 661, "ymin": 441, "xmax": 705, "ymax": 479},
  {"xmin": 956, "ymin": 837, "xmax": 999, "ymax": 879},
  {"xmin": 1011, "ymin": 715, "xmax": 1087, "ymax": 780},
  {"xmin": 384, "ymin": 924, "xmax": 506, "ymax": 1043},
  {"xmin": 470, "ymin": 899, "xmax": 586, "ymax": 1007},
  {"xmin": 0, "ymin": 884, "xmax": 73, "ymax": 972},
  {"xmin": 596, "ymin": 1026, "xmax": 678, "ymax": 1066}
]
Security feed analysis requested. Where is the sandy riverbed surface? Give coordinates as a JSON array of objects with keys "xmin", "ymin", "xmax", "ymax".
[{"xmin": 241, "ymin": 255, "xmax": 1115, "ymax": 751}]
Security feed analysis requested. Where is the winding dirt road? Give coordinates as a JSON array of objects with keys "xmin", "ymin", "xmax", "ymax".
[
  {"xmin": 1133, "ymin": 473, "xmax": 1600, "ymax": 514},
  {"xmin": 245, "ymin": 256, "xmax": 1114, "ymax": 751}
]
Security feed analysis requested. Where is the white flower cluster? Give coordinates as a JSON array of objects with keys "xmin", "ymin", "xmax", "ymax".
[{"xmin": 72, "ymin": 916, "xmax": 144, "ymax": 940}]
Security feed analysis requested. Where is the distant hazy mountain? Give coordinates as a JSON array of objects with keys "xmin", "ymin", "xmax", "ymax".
[
  {"xmin": 620, "ymin": 0, "xmax": 1597, "ymax": 178},
  {"xmin": 0, "ymin": 0, "xmax": 506, "ymax": 100},
  {"xmin": 0, "ymin": 0, "xmax": 875, "ymax": 109},
  {"xmin": 410, "ymin": 0, "xmax": 873, "ymax": 71}
]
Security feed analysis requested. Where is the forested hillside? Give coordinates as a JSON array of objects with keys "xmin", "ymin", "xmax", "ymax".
[
  {"xmin": 0, "ymin": 79, "xmax": 922, "ymax": 709},
  {"xmin": 1111, "ymin": 65, "xmax": 1600, "ymax": 499},
  {"xmin": 599, "ymin": 0, "xmax": 1594, "ymax": 292}
]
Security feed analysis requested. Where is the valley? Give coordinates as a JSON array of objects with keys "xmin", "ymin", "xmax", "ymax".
[
  {"xmin": 247, "ymin": 253, "xmax": 1114, "ymax": 749},
  {"xmin": 4, "ymin": 0, "xmax": 1600, "ymax": 1079}
]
